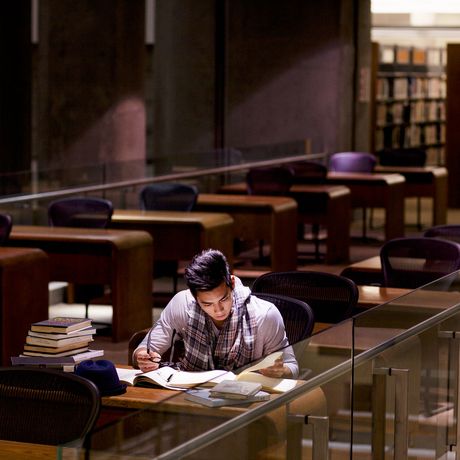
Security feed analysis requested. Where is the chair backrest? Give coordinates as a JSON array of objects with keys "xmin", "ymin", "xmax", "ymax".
[
  {"xmin": 379, "ymin": 148, "xmax": 427, "ymax": 167},
  {"xmin": 252, "ymin": 270, "xmax": 359, "ymax": 323},
  {"xmin": 246, "ymin": 166, "xmax": 294, "ymax": 196},
  {"xmin": 0, "ymin": 213, "xmax": 12, "ymax": 244},
  {"xmin": 380, "ymin": 237, "xmax": 460, "ymax": 289},
  {"xmin": 329, "ymin": 152, "xmax": 377, "ymax": 173},
  {"xmin": 424, "ymin": 225, "xmax": 460, "ymax": 245},
  {"xmin": 139, "ymin": 183, "xmax": 198, "ymax": 211},
  {"xmin": 127, "ymin": 328, "xmax": 185, "ymax": 367},
  {"xmin": 0, "ymin": 367, "xmax": 100, "ymax": 446},
  {"xmin": 289, "ymin": 160, "xmax": 328, "ymax": 184},
  {"xmin": 48, "ymin": 197, "xmax": 113, "ymax": 228},
  {"xmin": 252, "ymin": 292, "xmax": 315, "ymax": 344}
]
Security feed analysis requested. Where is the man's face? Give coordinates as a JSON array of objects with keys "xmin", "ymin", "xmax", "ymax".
[{"xmin": 195, "ymin": 278, "xmax": 234, "ymax": 327}]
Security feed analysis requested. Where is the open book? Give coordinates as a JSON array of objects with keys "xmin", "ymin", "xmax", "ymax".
[
  {"xmin": 116, "ymin": 366, "xmax": 230, "ymax": 390},
  {"xmin": 116, "ymin": 351, "xmax": 298, "ymax": 393}
]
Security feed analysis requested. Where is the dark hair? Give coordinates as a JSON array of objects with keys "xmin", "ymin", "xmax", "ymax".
[{"xmin": 184, "ymin": 249, "xmax": 231, "ymax": 296}]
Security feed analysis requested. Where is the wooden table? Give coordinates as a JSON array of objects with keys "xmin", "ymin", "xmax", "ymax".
[
  {"xmin": 194, "ymin": 194, "xmax": 297, "ymax": 270},
  {"xmin": 341, "ymin": 255, "xmax": 383, "ymax": 286},
  {"xmin": 0, "ymin": 440, "xmax": 80, "ymax": 460},
  {"xmin": 7, "ymin": 226, "xmax": 153, "ymax": 342},
  {"xmin": 0, "ymin": 247, "xmax": 49, "ymax": 365},
  {"xmin": 218, "ymin": 183, "xmax": 352, "ymax": 264},
  {"xmin": 110, "ymin": 210, "xmax": 234, "ymax": 267},
  {"xmin": 325, "ymin": 171, "xmax": 406, "ymax": 241},
  {"xmin": 375, "ymin": 165, "xmax": 448, "ymax": 227}
]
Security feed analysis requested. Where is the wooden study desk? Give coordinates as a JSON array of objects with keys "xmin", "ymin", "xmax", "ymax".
[
  {"xmin": 194, "ymin": 193, "xmax": 297, "ymax": 270},
  {"xmin": 0, "ymin": 247, "xmax": 49, "ymax": 365},
  {"xmin": 325, "ymin": 171, "xmax": 406, "ymax": 241},
  {"xmin": 375, "ymin": 165, "xmax": 448, "ymax": 227},
  {"xmin": 7, "ymin": 226, "xmax": 153, "ymax": 342},
  {"xmin": 341, "ymin": 255, "xmax": 383, "ymax": 285},
  {"xmin": 218, "ymin": 183, "xmax": 351, "ymax": 263},
  {"xmin": 110, "ymin": 209, "xmax": 234, "ymax": 267},
  {"xmin": 0, "ymin": 440, "xmax": 80, "ymax": 460}
]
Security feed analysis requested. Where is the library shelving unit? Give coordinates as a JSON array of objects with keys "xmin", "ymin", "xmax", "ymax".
[{"xmin": 373, "ymin": 44, "xmax": 446, "ymax": 166}]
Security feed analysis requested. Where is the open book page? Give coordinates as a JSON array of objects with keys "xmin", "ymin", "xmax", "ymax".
[
  {"xmin": 233, "ymin": 351, "xmax": 298, "ymax": 393},
  {"xmin": 116, "ymin": 366, "xmax": 232, "ymax": 390}
]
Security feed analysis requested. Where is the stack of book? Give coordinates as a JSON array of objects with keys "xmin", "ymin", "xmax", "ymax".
[
  {"xmin": 11, "ymin": 317, "xmax": 104, "ymax": 370},
  {"xmin": 185, "ymin": 380, "xmax": 270, "ymax": 407}
]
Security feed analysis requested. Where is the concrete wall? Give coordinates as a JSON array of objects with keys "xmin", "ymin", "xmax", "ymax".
[{"xmin": 153, "ymin": 0, "xmax": 371, "ymax": 158}]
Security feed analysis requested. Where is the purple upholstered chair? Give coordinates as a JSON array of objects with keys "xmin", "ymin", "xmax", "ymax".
[
  {"xmin": 329, "ymin": 151, "xmax": 377, "ymax": 173},
  {"xmin": 329, "ymin": 151, "xmax": 377, "ymax": 238},
  {"xmin": 424, "ymin": 225, "xmax": 460, "ymax": 245},
  {"xmin": 380, "ymin": 237, "xmax": 460, "ymax": 289}
]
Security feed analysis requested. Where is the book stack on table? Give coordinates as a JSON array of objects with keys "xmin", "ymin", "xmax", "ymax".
[
  {"xmin": 185, "ymin": 380, "xmax": 270, "ymax": 407},
  {"xmin": 11, "ymin": 317, "xmax": 104, "ymax": 371}
]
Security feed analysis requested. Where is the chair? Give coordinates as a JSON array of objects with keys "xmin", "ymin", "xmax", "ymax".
[
  {"xmin": 0, "ymin": 213, "xmax": 12, "ymax": 244},
  {"xmin": 380, "ymin": 237, "xmax": 460, "ymax": 289},
  {"xmin": 329, "ymin": 151, "xmax": 377, "ymax": 239},
  {"xmin": 424, "ymin": 225, "xmax": 460, "ymax": 244},
  {"xmin": 252, "ymin": 292, "xmax": 315, "ymax": 344},
  {"xmin": 139, "ymin": 182, "xmax": 198, "ymax": 211},
  {"xmin": 245, "ymin": 166, "xmax": 294, "ymax": 261},
  {"xmin": 127, "ymin": 327, "xmax": 185, "ymax": 367},
  {"xmin": 48, "ymin": 197, "xmax": 113, "ymax": 228},
  {"xmin": 289, "ymin": 161, "xmax": 328, "ymax": 260},
  {"xmin": 48, "ymin": 197, "xmax": 114, "ymax": 319},
  {"xmin": 0, "ymin": 367, "xmax": 100, "ymax": 447},
  {"xmin": 379, "ymin": 147, "xmax": 427, "ymax": 229},
  {"xmin": 246, "ymin": 166, "xmax": 294, "ymax": 196},
  {"xmin": 252, "ymin": 270, "xmax": 359, "ymax": 324},
  {"xmin": 139, "ymin": 182, "xmax": 199, "ymax": 293}
]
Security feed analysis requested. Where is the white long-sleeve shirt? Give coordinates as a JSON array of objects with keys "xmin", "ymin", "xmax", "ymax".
[{"xmin": 135, "ymin": 278, "xmax": 299, "ymax": 377}]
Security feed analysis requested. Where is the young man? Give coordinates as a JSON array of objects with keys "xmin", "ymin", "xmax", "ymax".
[{"xmin": 134, "ymin": 249, "xmax": 298, "ymax": 378}]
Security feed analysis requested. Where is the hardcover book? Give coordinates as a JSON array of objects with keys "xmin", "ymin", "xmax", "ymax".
[
  {"xmin": 23, "ymin": 339, "xmax": 92, "ymax": 354},
  {"xmin": 11, "ymin": 349, "xmax": 104, "ymax": 365},
  {"xmin": 209, "ymin": 380, "xmax": 262, "ymax": 400},
  {"xmin": 25, "ymin": 334, "xmax": 94, "ymax": 348},
  {"xmin": 22, "ymin": 346, "xmax": 90, "ymax": 357},
  {"xmin": 30, "ymin": 317, "xmax": 92, "ymax": 334},
  {"xmin": 185, "ymin": 389, "xmax": 270, "ymax": 407},
  {"xmin": 27, "ymin": 327, "xmax": 96, "ymax": 340}
]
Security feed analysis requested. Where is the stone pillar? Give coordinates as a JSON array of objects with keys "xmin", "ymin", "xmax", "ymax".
[{"xmin": 36, "ymin": 0, "xmax": 146, "ymax": 185}]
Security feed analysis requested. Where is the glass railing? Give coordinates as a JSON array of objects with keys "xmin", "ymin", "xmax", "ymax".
[
  {"xmin": 0, "ymin": 140, "xmax": 322, "ymax": 225},
  {"xmin": 72, "ymin": 271, "xmax": 460, "ymax": 459}
]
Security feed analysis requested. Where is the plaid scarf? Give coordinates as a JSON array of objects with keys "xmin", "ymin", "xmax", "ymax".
[{"xmin": 180, "ymin": 285, "xmax": 257, "ymax": 371}]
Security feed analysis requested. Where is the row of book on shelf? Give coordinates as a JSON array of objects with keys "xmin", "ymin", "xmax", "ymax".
[{"xmin": 11, "ymin": 317, "xmax": 104, "ymax": 371}]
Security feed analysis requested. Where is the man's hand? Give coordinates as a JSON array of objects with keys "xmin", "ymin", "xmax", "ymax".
[
  {"xmin": 135, "ymin": 347, "xmax": 162, "ymax": 373},
  {"xmin": 258, "ymin": 357, "xmax": 293, "ymax": 378}
]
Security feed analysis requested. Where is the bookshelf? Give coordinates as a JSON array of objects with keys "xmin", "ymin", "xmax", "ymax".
[{"xmin": 373, "ymin": 44, "xmax": 446, "ymax": 166}]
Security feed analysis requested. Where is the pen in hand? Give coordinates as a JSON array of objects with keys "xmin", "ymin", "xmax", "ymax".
[{"xmin": 166, "ymin": 373, "xmax": 174, "ymax": 382}]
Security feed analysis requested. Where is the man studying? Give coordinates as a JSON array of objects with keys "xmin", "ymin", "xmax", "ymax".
[{"xmin": 134, "ymin": 248, "xmax": 298, "ymax": 378}]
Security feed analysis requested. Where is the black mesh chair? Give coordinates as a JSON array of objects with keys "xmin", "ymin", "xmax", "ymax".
[
  {"xmin": 245, "ymin": 166, "xmax": 294, "ymax": 262},
  {"xmin": 252, "ymin": 270, "xmax": 359, "ymax": 324},
  {"xmin": 246, "ymin": 166, "xmax": 294, "ymax": 196},
  {"xmin": 139, "ymin": 183, "xmax": 198, "ymax": 211},
  {"xmin": 139, "ymin": 182, "xmax": 199, "ymax": 293},
  {"xmin": 329, "ymin": 151, "xmax": 377, "ymax": 239},
  {"xmin": 48, "ymin": 197, "xmax": 114, "ymax": 319},
  {"xmin": 424, "ymin": 225, "xmax": 460, "ymax": 244},
  {"xmin": 0, "ymin": 213, "xmax": 12, "ymax": 244},
  {"xmin": 48, "ymin": 197, "xmax": 113, "ymax": 228},
  {"xmin": 252, "ymin": 292, "xmax": 315, "ymax": 344},
  {"xmin": 380, "ymin": 237, "xmax": 460, "ymax": 289},
  {"xmin": 0, "ymin": 367, "xmax": 100, "ymax": 447},
  {"xmin": 289, "ymin": 161, "xmax": 328, "ymax": 260}
]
